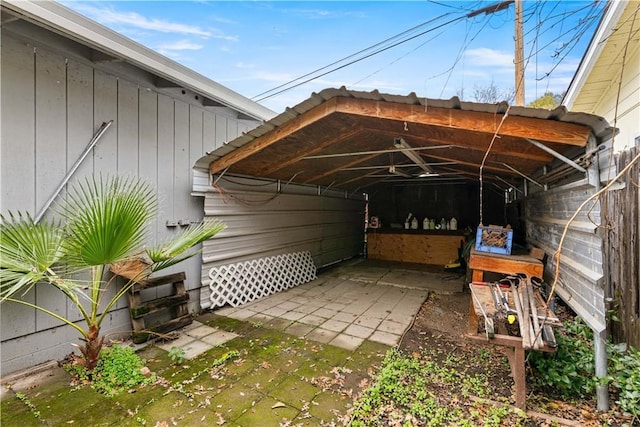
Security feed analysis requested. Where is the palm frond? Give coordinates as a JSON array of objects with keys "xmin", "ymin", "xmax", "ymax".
[
  {"xmin": 59, "ymin": 175, "xmax": 157, "ymax": 267},
  {"xmin": 0, "ymin": 212, "xmax": 65, "ymax": 300},
  {"xmin": 147, "ymin": 219, "xmax": 226, "ymax": 271}
]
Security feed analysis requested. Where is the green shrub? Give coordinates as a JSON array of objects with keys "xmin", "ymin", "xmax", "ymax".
[
  {"xmin": 529, "ymin": 317, "xmax": 640, "ymax": 421},
  {"xmin": 528, "ymin": 317, "xmax": 596, "ymax": 399},
  {"xmin": 608, "ymin": 343, "xmax": 640, "ymax": 421},
  {"xmin": 65, "ymin": 344, "xmax": 155, "ymax": 396}
]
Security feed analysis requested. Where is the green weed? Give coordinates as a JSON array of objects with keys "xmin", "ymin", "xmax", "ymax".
[
  {"xmin": 168, "ymin": 346, "xmax": 186, "ymax": 365},
  {"xmin": 64, "ymin": 344, "xmax": 155, "ymax": 396},
  {"xmin": 15, "ymin": 392, "xmax": 40, "ymax": 419}
]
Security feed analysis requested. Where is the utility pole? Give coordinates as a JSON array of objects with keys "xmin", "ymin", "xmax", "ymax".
[
  {"xmin": 467, "ymin": 0, "xmax": 524, "ymax": 105},
  {"xmin": 514, "ymin": 0, "xmax": 525, "ymax": 105}
]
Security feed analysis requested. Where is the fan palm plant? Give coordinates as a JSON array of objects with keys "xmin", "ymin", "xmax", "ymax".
[{"xmin": 0, "ymin": 175, "xmax": 225, "ymax": 370}]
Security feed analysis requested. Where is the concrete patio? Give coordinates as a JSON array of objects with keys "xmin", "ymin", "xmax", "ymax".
[
  {"xmin": 0, "ymin": 260, "xmax": 467, "ymax": 426},
  {"xmin": 151, "ymin": 259, "xmax": 465, "ymax": 362}
]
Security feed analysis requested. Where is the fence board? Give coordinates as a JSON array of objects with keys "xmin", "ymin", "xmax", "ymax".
[{"xmin": 603, "ymin": 146, "xmax": 640, "ymax": 348}]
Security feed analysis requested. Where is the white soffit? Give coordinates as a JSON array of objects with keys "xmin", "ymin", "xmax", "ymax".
[{"xmin": 563, "ymin": 1, "xmax": 628, "ymax": 109}]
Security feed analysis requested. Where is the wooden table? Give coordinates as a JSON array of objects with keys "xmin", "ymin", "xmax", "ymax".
[{"xmin": 468, "ymin": 248, "xmax": 543, "ymax": 282}]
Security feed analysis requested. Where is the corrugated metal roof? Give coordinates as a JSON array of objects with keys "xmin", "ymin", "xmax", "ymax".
[
  {"xmin": 194, "ymin": 87, "xmax": 616, "ymax": 191},
  {"xmin": 2, "ymin": 0, "xmax": 276, "ymax": 122}
]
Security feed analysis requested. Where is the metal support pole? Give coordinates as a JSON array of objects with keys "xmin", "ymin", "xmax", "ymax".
[
  {"xmin": 34, "ymin": 120, "xmax": 113, "ymax": 223},
  {"xmin": 594, "ymin": 329, "xmax": 609, "ymax": 411},
  {"xmin": 586, "ymin": 136, "xmax": 601, "ymax": 190}
]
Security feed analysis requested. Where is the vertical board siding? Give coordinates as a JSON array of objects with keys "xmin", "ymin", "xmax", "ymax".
[
  {"xmin": 603, "ymin": 147, "xmax": 640, "ymax": 348},
  {"xmin": 92, "ymin": 70, "xmax": 118, "ymax": 175},
  {"xmin": 0, "ymin": 31, "xmax": 261, "ymax": 375},
  {"xmin": 117, "ymin": 79, "xmax": 139, "ymax": 174},
  {"xmin": 201, "ymin": 183, "xmax": 366, "ymax": 308},
  {"xmin": 66, "ymin": 61, "xmax": 95, "ymax": 189},
  {"xmin": 34, "ymin": 47, "xmax": 67, "ymax": 219},
  {"xmin": 1, "ymin": 34, "xmax": 36, "ymax": 214},
  {"xmin": 524, "ymin": 181, "xmax": 606, "ymax": 332}
]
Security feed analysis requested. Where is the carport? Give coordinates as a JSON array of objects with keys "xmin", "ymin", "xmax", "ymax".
[
  {"xmin": 193, "ymin": 86, "xmax": 616, "ymax": 407},
  {"xmin": 193, "ymin": 86, "xmax": 614, "ymax": 315},
  {"xmin": 193, "ymin": 87, "xmax": 613, "ymax": 295}
]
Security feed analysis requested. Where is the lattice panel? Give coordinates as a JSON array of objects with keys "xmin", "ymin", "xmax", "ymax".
[{"xmin": 208, "ymin": 251, "xmax": 317, "ymax": 308}]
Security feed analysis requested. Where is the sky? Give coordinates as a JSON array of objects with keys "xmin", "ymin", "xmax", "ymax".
[{"xmin": 59, "ymin": 1, "xmax": 607, "ymax": 114}]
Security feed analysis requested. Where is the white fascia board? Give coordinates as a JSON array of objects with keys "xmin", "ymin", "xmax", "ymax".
[
  {"xmin": 3, "ymin": 0, "xmax": 276, "ymax": 122},
  {"xmin": 563, "ymin": 1, "xmax": 627, "ymax": 109}
]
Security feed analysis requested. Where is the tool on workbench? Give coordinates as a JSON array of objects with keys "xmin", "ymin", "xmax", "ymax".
[
  {"xmin": 495, "ymin": 280, "xmax": 517, "ymax": 324},
  {"xmin": 469, "ymin": 284, "xmax": 495, "ymax": 339}
]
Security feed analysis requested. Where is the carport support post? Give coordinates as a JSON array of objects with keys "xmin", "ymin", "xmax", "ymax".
[{"xmin": 594, "ymin": 329, "xmax": 609, "ymax": 411}]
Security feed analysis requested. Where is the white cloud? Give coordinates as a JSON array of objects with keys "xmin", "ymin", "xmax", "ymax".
[
  {"xmin": 69, "ymin": 4, "xmax": 212, "ymax": 38},
  {"xmin": 235, "ymin": 62, "xmax": 256, "ymax": 69},
  {"xmin": 156, "ymin": 40, "xmax": 204, "ymax": 51},
  {"xmin": 465, "ymin": 48, "xmax": 514, "ymax": 68}
]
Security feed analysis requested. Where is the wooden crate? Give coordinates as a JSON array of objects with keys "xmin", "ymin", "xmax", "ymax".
[
  {"xmin": 475, "ymin": 226, "xmax": 513, "ymax": 255},
  {"xmin": 126, "ymin": 272, "xmax": 192, "ymax": 343}
]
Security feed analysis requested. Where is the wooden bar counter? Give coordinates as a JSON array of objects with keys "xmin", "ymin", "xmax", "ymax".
[{"xmin": 367, "ymin": 228, "xmax": 467, "ymax": 266}]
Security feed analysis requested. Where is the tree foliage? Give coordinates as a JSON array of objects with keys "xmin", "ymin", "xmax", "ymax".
[
  {"xmin": 527, "ymin": 91, "xmax": 564, "ymax": 109},
  {"xmin": 456, "ymin": 79, "xmax": 515, "ymax": 104}
]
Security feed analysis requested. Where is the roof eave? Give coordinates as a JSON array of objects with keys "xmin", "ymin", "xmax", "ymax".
[
  {"xmin": 563, "ymin": 0, "xmax": 627, "ymax": 109},
  {"xmin": 2, "ymin": 0, "xmax": 276, "ymax": 122}
]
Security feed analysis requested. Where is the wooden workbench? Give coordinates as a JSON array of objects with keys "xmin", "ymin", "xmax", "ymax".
[
  {"xmin": 467, "ymin": 282, "xmax": 558, "ymax": 410},
  {"xmin": 367, "ymin": 229, "xmax": 467, "ymax": 265},
  {"xmin": 468, "ymin": 248, "xmax": 543, "ymax": 282}
]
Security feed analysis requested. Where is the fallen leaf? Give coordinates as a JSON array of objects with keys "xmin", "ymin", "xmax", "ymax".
[{"xmin": 272, "ymin": 401, "xmax": 287, "ymax": 409}]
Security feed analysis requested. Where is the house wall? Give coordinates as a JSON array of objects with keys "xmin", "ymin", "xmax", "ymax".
[
  {"xmin": 0, "ymin": 26, "xmax": 260, "ymax": 375},
  {"xmin": 199, "ymin": 175, "xmax": 366, "ymax": 310},
  {"xmin": 591, "ymin": 43, "xmax": 639, "ymax": 152}
]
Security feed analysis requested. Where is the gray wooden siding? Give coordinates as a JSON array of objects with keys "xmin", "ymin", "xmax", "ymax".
[
  {"xmin": 524, "ymin": 180, "xmax": 606, "ymax": 332},
  {"xmin": 0, "ymin": 30, "xmax": 260, "ymax": 375},
  {"xmin": 200, "ymin": 176, "xmax": 366, "ymax": 309}
]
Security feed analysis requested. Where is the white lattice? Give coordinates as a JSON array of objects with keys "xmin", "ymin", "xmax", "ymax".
[{"xmin": 208, "ymin": 251, "xmax": 317, "ymax": 308}]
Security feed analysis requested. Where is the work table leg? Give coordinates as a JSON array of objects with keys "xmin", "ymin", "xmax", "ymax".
[{"xmin": 504, "ymin": 345, "xmax": 526, "ymax": 410}]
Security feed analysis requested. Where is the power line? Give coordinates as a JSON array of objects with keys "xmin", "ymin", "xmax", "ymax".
[
  {"xmin": 252, "ymin": 11, "xmax": 459, "ymax": 101},
  {"xmin": 253, "ymin": 12, "xmax": 470, "ymax": 102}
]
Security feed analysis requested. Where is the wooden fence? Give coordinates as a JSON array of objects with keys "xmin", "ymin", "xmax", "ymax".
[{"xmin": 603, "ymin": 146, "xmax": 640, "ymax": 348}]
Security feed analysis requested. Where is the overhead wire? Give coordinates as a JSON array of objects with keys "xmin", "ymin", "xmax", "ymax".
[
  {"xmin": 350, "ymin": 27, "xmax": 449, "ymax": 88},
  {"xmin": 254, "ymin": 1, "xmax": 606, "ymax": 106},
  {"xmin": 437, "ymin": 13, "xmax": 495, "ymax": 98},
  {"xmin": 252, "ymin": 10, "xmax": 462, "ymax": 102}
]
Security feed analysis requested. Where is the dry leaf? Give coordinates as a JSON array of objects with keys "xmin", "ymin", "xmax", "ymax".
[{"xmin": 271, "ymin": 401, "xmax": 287, "ymax": 409}]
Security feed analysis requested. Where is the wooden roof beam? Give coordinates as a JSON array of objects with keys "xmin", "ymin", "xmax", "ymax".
[
  {"xmin": 302, "ymin": 153, "xmax": 382, "ymax": 184},
  {"xmin": 260, "ymin": 128, "xmax": 362, "ymax": 176},
  {"xmin": 425, "ymin": 152, "xmax": 517, "ymax": 175},
  {"xmin": 334, "ymin": 97, "xmax": 592, "ymax": 146},
  {"xmin": 210, "ymin": 97, "xmax": 339, "ymax": 174},
  {"xmin": 372, "ymin": 129, "xmax": 552, "ymax": 163}
]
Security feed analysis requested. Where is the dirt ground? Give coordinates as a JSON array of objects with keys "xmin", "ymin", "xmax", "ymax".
[{"xmin": 397, "ymin": 290, "xmax": 632, "ymax": 426}]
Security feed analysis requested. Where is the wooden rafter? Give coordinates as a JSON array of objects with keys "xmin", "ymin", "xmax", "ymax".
[
  {"xmin": 260, "ymin": 128, "xmax": 362, "ymax": 176},
  {"xmin": 334, "ymin": 97, "xmax": 591, "ymax": 146},
  {"xmin": 210, "ymin": 97, "xmax": 340, "ymax": 174}
]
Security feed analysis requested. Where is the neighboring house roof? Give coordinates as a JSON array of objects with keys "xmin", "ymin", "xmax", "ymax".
[
  {"xmin": 1, "ymin": 0, "xmax": 276, "ymax": 122},
  {"xmin": 563, "ymin": 1, "xmax": 639, "ymax": 111},
  {"xmin": 195, "ymin": 87, "xmax": 615, "ymax": 192}
]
